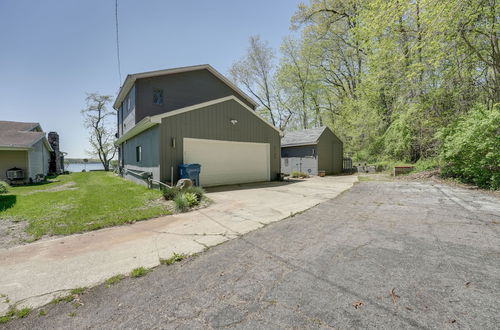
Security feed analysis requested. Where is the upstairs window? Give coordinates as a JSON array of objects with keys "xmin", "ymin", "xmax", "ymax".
[
  {"xmin": 136, "ymin": 146, "xmax": 142, "ymax": 162},
  {"xmin": 153, "ymin": 89, "xmax": 163, "ymax": 105}
]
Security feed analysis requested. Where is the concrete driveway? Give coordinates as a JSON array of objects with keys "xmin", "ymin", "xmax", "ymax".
[
  {"xmin": 0, "ymin": 175, "xmax": 357, "ymax": 315},
  {"xmin": 5, "ymin": 180, "xmax": 499, "ymax": 329}
]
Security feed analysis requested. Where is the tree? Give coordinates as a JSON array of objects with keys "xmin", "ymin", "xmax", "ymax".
[
  {"xmin": 229, "ymin": 36, "xmax": 293, "ymax": 130},
  {"xmin": 81, "ymin": 93, "xmax": 116, "ymax": 171}
]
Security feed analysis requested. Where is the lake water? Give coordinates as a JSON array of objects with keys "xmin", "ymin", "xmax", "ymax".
[{"xmin": 66, "ymin": 163, "xmax": 104, "ymax": 172}]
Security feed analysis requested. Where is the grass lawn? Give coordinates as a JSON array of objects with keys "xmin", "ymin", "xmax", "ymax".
[{"xmin": 0, "ymin": 172, "xmax": 171, "ymax": 239}]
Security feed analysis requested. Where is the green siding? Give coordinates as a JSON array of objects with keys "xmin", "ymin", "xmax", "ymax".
[
  {"xmin": 317, "ymin": 128, "xmax": 343, "ymax": 174},
  {"xmin": 135, "ymin": 69, "xmax": 255, "ymax": 124},
  {"xmin": 159, "ymin": 99, "xmax": 280, "ymax": 183}
]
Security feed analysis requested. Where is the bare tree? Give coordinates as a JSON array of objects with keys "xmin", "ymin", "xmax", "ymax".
[
  {"xmin": 81, "ymin": 93, "xmax": 116, "ymax": 171},
  {"xmin": 229, "ymin": 36, "xmax": 292, "ymax": 130}
]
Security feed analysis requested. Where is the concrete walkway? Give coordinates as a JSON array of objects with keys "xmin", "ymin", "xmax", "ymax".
[{"xmin": 0, "ymin": 175, "xmax": 357, "ymax": 315}]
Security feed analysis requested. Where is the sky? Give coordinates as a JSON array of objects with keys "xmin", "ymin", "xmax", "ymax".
[{"xmin": 0, "ymin": 0, "xmax": 303, "ymax": 158}]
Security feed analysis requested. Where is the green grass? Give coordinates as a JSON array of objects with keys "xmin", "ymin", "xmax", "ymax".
[
  {"xmin": 160, "ymin": 253, "xmax": 186, "ymax": 265},
  {"xmin": 70, "ymin": 287, "xmax": 85, "ymax": 295},
  {"xmin": 16, "ymin": 307, "xmax": 31, "ymax": 318},
  {"xmin": 0, "ymin": 307, "xmax": 31, "ymax": 323},
  {"xmin": 0, "ymin": 172, "xmax": 171, "ymax": 239},
  {"xmin": 130, "ymin": 267, "xmax": 150, "ymax": 278},
  {"xmin": 51, "ymin": 294, "xmax": 75, "ymax": 304},
  {"xmin": 105, "ymin": 274, "xmax": 124, "ymax": 286}
]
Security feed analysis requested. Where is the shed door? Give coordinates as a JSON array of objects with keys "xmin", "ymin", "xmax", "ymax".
[{"xmin": 183, "ymin": 138, "xmax": 270, "ymax": 187}]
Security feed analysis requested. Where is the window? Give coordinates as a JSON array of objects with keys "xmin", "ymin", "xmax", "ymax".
[
  {"xmin": 153, "ymin": 89, "xmax": 163, "ymax": 105},
  {"xmin": 136, "ymin": 146, "xmax": 142, "ymax": 162}
]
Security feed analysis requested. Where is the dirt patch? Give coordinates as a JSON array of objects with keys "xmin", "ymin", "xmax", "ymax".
[
  {"xmin": 23, "ymin": 182, "xmax": 78, "ymax": 195},
  {"xmin": 0, "ymin": 219, "xmax": 34, "ymax": 249}
]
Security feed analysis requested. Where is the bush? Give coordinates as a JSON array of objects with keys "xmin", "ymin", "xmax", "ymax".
[
  {"xmin": 183, "ymin": 186, "xmax": 205, "ymax": 201},
  {"xmin": 438, "ymin": 104, "xmax": 500, "ymax": 189},
  {"xmin": 0, "ymin": 181, "xmax": 9, "ymax": 194},
  {"xmin": 162, "ymin": 186, "xmax": 180, "ymax": 200},
  {"xmin": 173, "ymin": 193, "xmax": 190, "ymax": 212}
]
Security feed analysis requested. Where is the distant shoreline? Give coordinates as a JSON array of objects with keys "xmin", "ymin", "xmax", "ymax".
[{"xmin": 65, "ymin": 159, "xmax": 105, "ymax": 164}]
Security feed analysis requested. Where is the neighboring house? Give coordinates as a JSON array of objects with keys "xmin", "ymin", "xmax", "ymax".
[
  {"xmin": 114, "ymin": 64, "xmax": 281, "ymax": 187},
  {"xmin": 281, "ymin": 126, "xmax": 343, "ymax": 176},
  {"xmin": 0, "ymin": 121, "xmax": 54, "ymax": 183}
]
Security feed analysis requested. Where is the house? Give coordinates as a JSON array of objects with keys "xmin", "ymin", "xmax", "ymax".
[
  {"xmin": 281, "ymin": 126, "xmax": 343, "ymax": 176},
  {"xmin": 114, "ymin": 64, "xmax": 281, "ymax": 187},
  {"xmin": 0, "ymin": 120, "xmax": 54, "ymax": 183}
]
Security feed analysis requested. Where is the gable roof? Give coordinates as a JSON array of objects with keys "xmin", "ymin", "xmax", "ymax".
[
  {"xmin": 115, "ymin": 95, "xmax": 281, "ymax": 145},
  {"xmin": 281, "ymin": 126, "xmax": 327, "ymax": 147},
  {"xmin": 0, "ymin": 120, "xmax": 53, "ymax": 151},
  {"xmin": 113, "ymin": 64, "xmax": 258, "ymax": 110}
]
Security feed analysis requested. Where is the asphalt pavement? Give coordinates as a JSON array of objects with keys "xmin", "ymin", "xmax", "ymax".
[{"xmin": 4, "ymin": 180, "xmax": 500, "ymax": 329}]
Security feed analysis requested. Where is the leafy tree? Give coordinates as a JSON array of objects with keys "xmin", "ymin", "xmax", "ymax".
[
  {"xmin": 229, "ymin": 36, "xmax": 292, "ymax": 130},
  {"xmin": 81, "ymin": 93, "xmax": 116, "ymax": 171},
  {"xmin": 439, "ymin": 104, "xmax": 500, "ymax": 189}
]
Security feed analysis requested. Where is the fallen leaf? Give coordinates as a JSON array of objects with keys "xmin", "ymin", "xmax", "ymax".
[
  {"xmin": 389, "ymin": 288, "xmax": 400, "ymax": 304},
  {"xmin": 464, "ymin": 281, "xmax": 471, "ymax": 288},
  {"xmin": 352, "ymin": 301, "xmax": 364, "ymax": 309}
]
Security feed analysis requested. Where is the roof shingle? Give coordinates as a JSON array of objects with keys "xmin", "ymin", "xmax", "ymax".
[
  {"xmin": 0, "ymin": 120, "xmax": 45, "ymax": 148},
  {"xmin": 281, "ymin": 127, "xmax": 326, "ymax": 147}
]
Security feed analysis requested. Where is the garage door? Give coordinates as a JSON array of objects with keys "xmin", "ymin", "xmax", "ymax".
[{"xmin": 183, "ymin": 138, "xmax": 270, "ymax": 187}]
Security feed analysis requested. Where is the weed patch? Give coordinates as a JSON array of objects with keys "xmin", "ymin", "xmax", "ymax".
[
  {"xmin": 16, "ymin": 307, "xmax": 31, "ymax": 318},
  {"xmin": 160, "ymin": 253, "xmax": 186, "ymax": 265},
  {"xmin": 70, "ymin": 287, "xmax": 85, "ymax": 295},
  {"xmin": 130, "ymin": 267, "xmax": 150, "ymax": 278},
  {"xmin": 105, "ymin": 274, "xmax": 124, "ymax": 286}
]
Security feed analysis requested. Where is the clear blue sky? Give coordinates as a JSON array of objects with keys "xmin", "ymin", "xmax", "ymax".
[{"xmin": 0, "ymin": 0, "xmax": 302, "ymax": 158}]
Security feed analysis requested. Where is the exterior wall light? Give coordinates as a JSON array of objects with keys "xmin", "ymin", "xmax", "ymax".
[{"xmin": 230, "ymin": 119, "xmax": 238, "ymax": 125}]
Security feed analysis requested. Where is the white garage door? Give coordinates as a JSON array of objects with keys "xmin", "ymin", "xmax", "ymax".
[{"xmin": 183, "ymin": 138, "xmax": 270, "ymax": 187}]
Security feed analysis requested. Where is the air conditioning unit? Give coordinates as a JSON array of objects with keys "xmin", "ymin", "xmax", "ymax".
[{"xmin": 6, "ymin": 167, "xmax": 24, "ymax": 180}]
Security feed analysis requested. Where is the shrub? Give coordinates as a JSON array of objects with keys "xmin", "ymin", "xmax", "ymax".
[
  {"xmin": 0, "ymin": 181, "xmax": 9, "ymax": 194},
  {"xmin": 173, "ymin": 193, "xmax": 190, "ymax": 212},
  {"xmin": 183, "ymin": 192, "xmax": 199, "ymax": 206},
  {"xmin": 438, "ymin": 104, "xmax": 500, "ymax": 189},
  {"xmin": 183, "ymin": 186, "xmax": 205, "ymax": 201},
  {"xmin": 162, "ymin": 186, "xmax": 180, "ymax": 200}
]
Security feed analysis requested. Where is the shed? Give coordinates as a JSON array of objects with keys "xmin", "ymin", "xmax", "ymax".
[{"xmin": 281, "ymin": 126, "xmax": 343, "ymax": 175}]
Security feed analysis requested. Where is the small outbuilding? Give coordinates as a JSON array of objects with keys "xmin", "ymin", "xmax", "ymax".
[{"xmin": 281, "ymin": 126, "xmax": 343, "ymax": 176}]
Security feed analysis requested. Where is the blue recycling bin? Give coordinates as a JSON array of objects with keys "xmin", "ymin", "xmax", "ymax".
[{"xmin": 178, "ymin": 164, "xmax": 201, "ymax": 186}]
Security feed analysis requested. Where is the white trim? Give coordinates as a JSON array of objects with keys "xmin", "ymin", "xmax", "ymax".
[
  {"xmin": 116, "ymin": 96, "xmax": 281, "ymax": 145},
  {"xmin": 113, "ymin": 64, "xmax": 258, "ymax": 110}
]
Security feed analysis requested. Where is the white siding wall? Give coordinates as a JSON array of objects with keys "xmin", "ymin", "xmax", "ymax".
[{"xmin": 28, "ymin": 139, "xmax": 50, "ymax": 179}]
